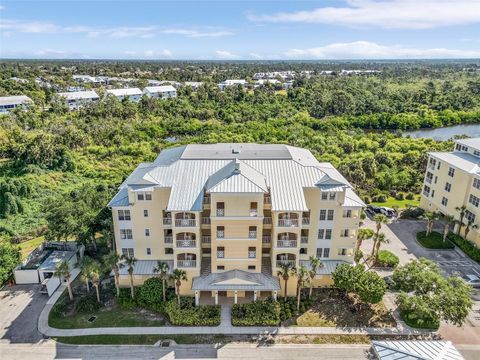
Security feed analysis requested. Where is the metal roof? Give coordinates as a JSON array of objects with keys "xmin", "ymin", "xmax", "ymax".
[
  {"xmin": 299, "ymin": 260, "xmax": 350, "ymax": 275},
  {"xmin": 39, "ymin": 251, "xmax": 76, "ymax": 271},
  {"xmin": 454, "ymin": 137, "xmax": 480, "ymax": 152},
  {"xmin": 106, "ymin": 88, "xmax": 143, "ymax": 96},
  {"xmin": 144, "ymin": 85, "xmax": 176, "ymax": 93},
  {"xmin": 429, "ymin": 151, "xmax": 480, "ymax": 175},
  {"xmin": 0, "ymin": 95, "xmax": 33, "ymax": 106},
  {"xmin": 57, "ymin": 90, "xmax": 99, "ymax": 100},
  {"xmin": 107, "ymin": 188, "xmax": 130, "ymax": 207},
  {"xmin": 372, "ymin": 340, "xmax": 464, "ymax": 360},
  {"xmin": 191, "ymin": 269, "xmax": 280, "ymax": 291},
  {"xmin": 118, "ymin": 260, "xmax": 174, "ymax": 276},
  {"xmin": 206, "ymin": 159, "xmax": 268, "ymax": 193}
]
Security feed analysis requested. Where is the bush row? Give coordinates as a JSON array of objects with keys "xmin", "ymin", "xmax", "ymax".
[
  {"xmin": 376, "ymin": 250, "xmax": 400, "ymax": 268},
  {"xmin": 164, "ymin": 297, "xmax": 220, "ymax": 326},
  {"xmin": 447, "ymin": 233, "xmax": 480, "ymax": 262},
  {"xmin": 231, "ymin": 300, "xmax": 281, "ymax": 326}
]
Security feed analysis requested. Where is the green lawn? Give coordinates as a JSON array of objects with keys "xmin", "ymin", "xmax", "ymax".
[
  {"xmin": 49, "ymin": 304, "xmax": 165, "ymax": 329},
  {"xmin": 371, "ymin": 196, "xmax": 420, "ymax": 209},
  {"xmin": 18, "ymin": 236, "xmax": 45, "ymax": 259},
  {"xmin": 53, "ymin": 334, "xmax": 205, "ymax": 345},
  {"xmin": 416, "ymin": 231, "xmax": 455, "ymax": 249}
]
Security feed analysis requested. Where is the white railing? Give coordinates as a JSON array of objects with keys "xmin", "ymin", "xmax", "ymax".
[
  {"xmin": 201, "ymin": 236, "xmax": 211, "ymax": 244},
  {"xmin": 203, "ymin": 197, "xmax": 210, "ymax": 204},
  {"xmin": 263, "ymin": 217, "xmax": 272, "ymax": 225},
  {"xmin": 302, "ymin": 218, "xmax": 310, "ymax": 225},
  {"xmin": 262, "ymin": 235, "xmax": 271, "ymax": 244},
  {"xmin": 217, "ymin": 251, "xmax": 225, "ymax": 258},
  {"xmin": 163, "ymin": 218, "xmax": 172, "ymax": 225},
  {"xmin": 277, "ymin": 239, "xmax": 297, "ymax": 248},
  {"xmin": 216, "ymin": 209, "xmax": 225, "ymax": 217},
  {"xmin": 217, "ymin": 230, "xmax": 225, "ymax": 239},
  {"xmin": 425, "ymin": 177, "xmax": 432, "ymax": 184},
  {"xmin": 264, "ymin": 196, "xmax": 271, "ymax": 204},
  {"xmin": 175, "ymin": 219, "xmax": 196, "ymax": 227},
  {"xmin": 250, "ymin": 210, "xmax": 258, "ymax": 217},
  {"xmin": 177, "ymin": 260, "xmax": 196, "ymax": 268},
  {"xmin": 176, "ymin": 239, "xmax": 196, "ymax": 248},
  {"xmin": 278, "ymin": 219, "xmax": 299, "ymax": 227},
  {"xmin": 301, "ymin": 236, "xmax": 308, "ymax": 244},
  {"xmin": 164, "ymin": 236, "xmax": 173, "ymax": 244},
  {"xmin": 202, "ymin": 217, "xmax": 211, "ymax": 225},
  {"xmin": 248, "ymin": 251, "xmax": 256, "ymax": 259},
  {"xmin": 276, "ymin": 260, "xmax": 296, "ymax": 268},
  {"xmin": 249, "ymin": 231, "xmax": 257, "ymax": 239}
]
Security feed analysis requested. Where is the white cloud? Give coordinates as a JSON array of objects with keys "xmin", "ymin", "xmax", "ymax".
[
  {"xmin": 249, "ymin": 52, "xmax": 263, "ymax": 60},
  {"xmin": 34, "ymin": 49, "xmax": 67, "ymax": 57},
  {"xmin": 248, "ymin": 0, "xmax": 480, "ymax": 29},
  {"xmin": 161, "ymin": 28, "xmax": 232, "ymax": 38},
  {"xmin": 284, "ymin": 41, "xmax": 480, "ymax": 59},
  {"xmin": 215, "ymin": 50, "xmax": 240, "ymax": 60},
  {"xmin": 140, "ymin": 49, "xmax": 173, "ymax": 58}
]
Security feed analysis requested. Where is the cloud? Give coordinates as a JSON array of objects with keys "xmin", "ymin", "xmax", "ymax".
[
  {"xmin": 284, "ymin": 41, "xmax": 480, "ymax": 59},
  {"xmin": 161, "ymin": 28, "xmax": 233, "ymax": 38},
  {"xmin": 124, "ymin": 49, "xmax": 172, "ymax": 58},
  {"xmin": 34, "ymin": 49, "xmax": 68, "ymax": 57},
  {"xmin": 249, "ymin": 52, "xmax": 263, "ymax": 60},
  {"xmin": 248, "ymin": 0, "xmax": 480, "ymax": 29},
  {"xmin": 215, "ymin": 50, "xmax": 240, "ymax": 60}
]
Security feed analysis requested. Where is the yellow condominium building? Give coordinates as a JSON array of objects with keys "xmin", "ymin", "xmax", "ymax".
[
  {"xmin": 420, "ymin": 137, "xmax": 480, "ymax": 246},
  {"xmin": 108, "ymin": 143, "xmax": 365, "ymax": 304}
]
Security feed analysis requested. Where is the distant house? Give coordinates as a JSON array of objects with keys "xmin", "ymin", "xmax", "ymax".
[
  {"xmin": 73, "ymin": 75, "xmax": 98, "ymax": 83},
  {"xmin": 57, "ymin": 90, "xmax": 99, "ymax": 111},
  {"xmin": 218, "ymin": 79, "xmax": 247, "ymax": 91},
  {"xmin": 158, "ymin": 80, "xmax": 182, "ymax": 89},
  {"xmin": 184, "ymin": 81, "xmax": 203, "ymax": 90},
  {"xmin": 0, "ymin": 95, "xmax": 33, "ymax": 114},
  {"xmin": 105, "ymin": 88, "xmax": 144, "ymax": 102},
  {"xmin": 147, "ymin": 79, "xmax": 162, "ymax": 86},
  {"xmin": 9, "ymin": 77, "xmax": 29, "ymax": 84},
  {"xmin": 283, "ymin": 80, "xmax": 294, "ymax": 90},
  {"xmin": 143, "ymin": 85, "xmax": 177, "ymax": 99},
  {"xmin": 254, "ymin": 79, "xmax": 281, "ymax": 88}
]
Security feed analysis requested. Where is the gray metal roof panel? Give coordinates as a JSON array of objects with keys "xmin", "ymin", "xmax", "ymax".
[
  {"xmin": 191, "ymin": 269, "xmax": 280, "ymax": 291},
  {"xmin": 107, "ymin": 188, "xmax": 130, "ymax": 207},
  {"xmin": 372, "ymin": 341, "xmax": 464, "ymax": 360},
  {"xmin": 0, "ymin": 95, "xmax": 33, "ymax": 106},
  {"xmin": 299, "ymin": 260, "xmax": 351, "ymax": 275},
  {"xmin": 118, "ymin": 260, "xmax": 174, "ymax": 276}
]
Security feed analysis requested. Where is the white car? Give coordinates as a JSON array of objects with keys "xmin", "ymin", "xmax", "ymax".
[{"xmin": 463, "ymin": 274, "xmax": 480, "ymax": 288}]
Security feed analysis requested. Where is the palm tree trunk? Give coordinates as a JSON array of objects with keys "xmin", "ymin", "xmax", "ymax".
[
  {"xmin": 370, "ymin": 240, "xmax": 377, "ymax": 259},
  {"xmin": 309, "ymin": 284, "xmax": 313, "ymax": 298},
  {"xmin": 284, "ymin": 278, "xmax": 288, "ymax": 300},
  {"xmin": 114, "ymin": 271, "xmax": 120, "ymax": 297},
  {"xmin": 162, "ymin": 278, "xmax": 166, "ymax": 302},
  {"xmin": 176, "ymin": 284, "xmax": 180, "ymax": 305},
  {"xmin": 129, "ymin": 274, "xmax": 134, "ymax": 299},
  {"xmin": 297, "ymin": 286, "xmax": 301, "ymax": 312},
  {"xmin": 443, "ymin": 225, "xmax": 449, "ymax": 242},
  {"xmin": 66, "ymin": 279, "xmax": 73, "ymax": 301},
  {"xmin": 85, "ymin": 279, "xmax": 90, "ymax": 293},
  {"xmin": 95, "ymin": 284, "xmax": 100, "ymax": 302}
]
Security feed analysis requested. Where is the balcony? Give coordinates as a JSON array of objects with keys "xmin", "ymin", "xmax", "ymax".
[
  {"xmin": 163, "ymin": 217, "xmax": 172, "ymax": 225},
  {"xmin": 216, "ymin": 209, "xmax": 225, "ymax": 217},
  {"xmin": 278, "ymin": 219, "xmax": 299, "ymax": 227},
  {"xmin": 425, "ymin": 177, "xmax": 432, "ymax": 184},
  {"xmin": 201, "ymin": 235, "xmax": 211, "ymax": 244},
  {"xmin": 203, "ymin": 196, "xmax": 210, "ymax": 204},
  {"xmin": 301, "ymin": 236, "xmax": 308, "ymax": 244},
  {"xmin": 249, "ymin": 231, "xmax": 257, "ymax": 239},
  {"xmin": 217, "ymin": 251, "xmax": 225, "ymax": 258},
  {"xmin": 164, "ymin": 235, "xmax": 173, "ymax": 244},
  {"xmin": 264, "ymin": 196, "xmax": 271, "ymax": 204},
  {"xmin": 177, "ymin": 260, "xmax": 196, "ymax": 268},
  {"xmin": 217, "ymin": 230, "xmax": 225, "ymax": 239},
  {"xmin": 276, "ymin": 260, "xmax": 296, "ymax": 268},
  {"xmin": 248, "ymin": 251, "xmax": 256, "ymax": 259},
  {"xmin": 302, "ymin": 218, "xmax": 310, "ymax": 226},
  {"xmin": 176, "ymin": 239, "xmax": 196, "ymax": 248},
  {"xmin": 201, "ymin": 217, "xmax": 211, "ymax": 225},
  {"xmin": 250, "ymin": 209, "xmax": 258, "ymax": 217},
  {"xmin": 262, "ymin": 235, "xmax": 271, "ymax": 244},
  {"xmin": 175, "ymin": 219, "xmax": 196, "ymax": 227},
  {"xmin": 277, "ymin": 239, "xmax": 297, "ymax": 248},
  {"xmin": 263, "ymin": 217, "xmax": 272, "ymax": 225}
]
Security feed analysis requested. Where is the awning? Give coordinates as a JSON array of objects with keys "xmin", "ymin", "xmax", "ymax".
[{"xmin": 192, "ymin": 269, "xmax": 280, "ymax": 291}]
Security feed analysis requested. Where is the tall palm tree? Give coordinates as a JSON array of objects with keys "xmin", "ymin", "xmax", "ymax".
[
  {"xmin": 371, "ymin": 214, "xmax": 388, "ymax": 258},
  {"xmin": 79, "ymin": 256, "xmax": 94, "ymax": 293},
  {"xmin": 374, "ymin": 233, "xmax": 390, "ymax": 260},
  {"xmin": 277, "ymin": 261, "xmax": 294, "ymax": 301},
  {"xmin": 171, "ymin": 269, "xmax": 187, "ymax": 305},
  {"xmin": 355, "ymin": 228, "xmax": 374, "ymax": 253},
  {"xmin": 421, "ymin": 211, "xmax": 438, "ymax": 236},
  {"xmin": 292, "ymin": 265, "xmax": 309, "ymax": 311},
  {"xmin": 103, "ymin": 252, "xmax": 124, "ymax": 297},
  {"xmin": 455, "ymin": 206, "xmax": 467, "ymax": 235},
  {"xmin": 442, "ymin": 215, "xmax": 455, "ymax": 242},
  {"xmin": 122, "ymin": 255, "xmax": 137, "ymax": 299},
  {"xmin": 55, "ymin": 260, "xmax": 73, "ymax": 301},
  {"xmin": 308, "ymin": 256, "xmax": 322, "ymax": 298},
  {"xmin": 464, "ymin": 220, "xmax": 478, "ymax": 240},
  {"xmin": 90, "ymin": 260, "xmax": 103, "ymax": 303},
  {"xmin": 153, "ymin": 261, "xmax": 170, "ymax": 302}
]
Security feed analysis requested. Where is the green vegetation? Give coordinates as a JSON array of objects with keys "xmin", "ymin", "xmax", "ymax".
[
  {"xmin": 376, "ymin": 250, "xmax": 400, "ymax": 268},
  {"xmin": 164, "ymin": 297, "xmax": 221, "ymax": 326},
  {"xmin": 400, "ymin": 310, "xmax": 440, "ymax": 330},
  {"xmin": 447, "ymin": 232, "xmax": 480, "ymax": 262},
  {"xmin": 54, "ymin": 334, "xmax": 203, "ymax": 345},
  {"xmin": 371, "ymin": 196, "xmax": 420, "ymax": 209},
  {"xmin": 232, "ymin": 299, "xmax": 281, "ymax": 326},
  {"xmin": 0, "ymin": 240, "xmax": 20, "ymax": 285},
  {"xmin": 416, "ymin": 231, "xmax": 455, "ymax": 249},
  {"xmin": 18, "ymin": 236, "xmax": 44, "ymax": 259}
]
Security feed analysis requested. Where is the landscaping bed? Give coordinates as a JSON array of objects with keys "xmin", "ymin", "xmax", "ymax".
[
  {"xmin": 416, "ymin": 231, "xmax": 455, "ymax": 249},
  {"xmin": 447, "ymin": 232, "xmax": 480, "ymax": 262},
  {"xmin": 400, "ymin": 310, "xmax": 440, "ymax": 330},
  {"xmin": 164, "ymin": 297, "xmax": 220, "ymax": 326}
]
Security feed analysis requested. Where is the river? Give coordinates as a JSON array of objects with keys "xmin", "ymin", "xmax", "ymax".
[{"xmin": 402, "ymin": 123, "xmax": 480, "ymax": 140}]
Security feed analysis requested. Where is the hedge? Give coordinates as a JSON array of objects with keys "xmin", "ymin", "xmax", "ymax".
[
  {"xmin": 231, "ymin": 300, "xmax": 281, "ymax": 326},
  {"xmin": 376, "ymin": 250, "xmax": 400, "ymax": 268},
  {"xmin": 164, "ymin": 298, "xmax": 220, "ymax": 326},
  {"xmin": 400, "ymin": 310, "xmax": 439, "ymax": 330},
  {"xmin": 447, "ymin": 232, "xmax": 480, "ymax": 262},
  {"xmin": 416, "ymin": 231, "xmax": 455, "ymax": 250}
]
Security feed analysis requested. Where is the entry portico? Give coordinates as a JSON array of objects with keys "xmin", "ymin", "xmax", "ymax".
[{"xmin": 191, "ymin": 269, "xmax": 281, "ymax": 305}]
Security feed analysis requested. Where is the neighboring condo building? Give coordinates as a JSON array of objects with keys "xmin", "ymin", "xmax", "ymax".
[
  {"xmin": 143, "ymin": 85, "xmax": 177, "ymax": 99},
  {"xmin": 420, "ymin": 138, "xmax": 480, "ymax": 246},
  {"xmin": 218, "ymin": 79, "xmax": 247, "ymax": 91},
  {"xmin": 57, "ymin": 90, "xmax": 100, "ymax": 111},
  {"xmin": 105, "ymin": 88, "xmax": 144, "ymax": 102},
  {"xmin": 0, "ymin": 95, "xmax": 33, "ymax": 114},
  {"xmin": 108, "ymin": 143, "xmax": 364, "ymax": 304}
]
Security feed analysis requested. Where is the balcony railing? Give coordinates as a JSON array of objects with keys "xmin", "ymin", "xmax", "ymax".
[
  {"xmin": 277, "ymin": 239, "xmax": 297, "ymax": 248},
  {"xmin": 276, "ymin": 260, "xmax": 296, "ymax": 268},
  {"xmin": 278, "ymin": 219, "xmax": 299, "ymax": 227},
  {"xmin": 264, "ymin": 196, "xmax": 271, "ymax": 204},
  {"xmin": 202, "ymin": 217, "xmax": 211, "ymax": 225},
  {"xmin": 216, "ymin": 209, "xmax": 225, "ymax": 217},
  {"xmin": 163, "ymin": 217, "xmax": 172, "ymax": 225},
  {"xmin": 176, "ymin": 239, "xmax": 196, "ymax": 248},
  {"xmin": 201, "ymin": 236, "xmax": 211, "ymax": 244},
  {"xmin": 217, "ymin": 231, "xmax": 225, "ymax": 239},
  {"xmin": 425, "ymin": 177, "xmax": 432, "ymax": 184},
  {"xmin": 175, "ymin": 219, "xmax": 196, "ymax": 227},
  {"xmin": 301, "ymin": 236, "xmax": 308, "ymax": 244},
  {"xmin": 422, "ymin": 190, "xmax": 430, "ymax": 197},
  {"xmin": 263, "ymin": 217, "xmax": 272, "ymax": 225},
  {"xmin": 164, "ymin": 235, "xmax": 173, "ymax": 244},
  {"xmin": 203, "ymin": 196, "xmax": 210, "ymax": 204},
  {"xmin": 250, "ymin": 210, "xmax": 258, "ymax": 217},
  {"xmin": 177, "ymin": 260, "xmax": 196, "ymax": 268},
  {"xmin": 249, "ymin": 231, "xmax": 257, "ymax": 239},
  {"xmin": 302, "ymin": 218, "xmax": 310, "ymax": 225},
  {"xmin": 217, "ymin": 251, "xmax": 224, "ymax": 258},
  {"xmin": 262, "ymin": 235, "xmax": 271, "ymax": 244},
  {"xmin": 248, "ymin": 251, "xmax": 256, "ymax": 259}
]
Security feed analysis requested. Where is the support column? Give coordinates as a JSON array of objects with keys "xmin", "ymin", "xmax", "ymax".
[
  {"xmin": 273, "ymin": 291, "xmax": 277, "ymax": 301},
  {"xmin": 195, "ymin": 291, "xmax": 199, "ymax": 306},
  {"xmin": 234, "ymin": 290, "xmax": 238, "ymax": 304},
  {"xmin": 214, "ymin": 291, "xmax": 218, "ymax": 305},
  {"xmin": 253, "ymin": 290, "xmax": 257, "ymax": 302}
]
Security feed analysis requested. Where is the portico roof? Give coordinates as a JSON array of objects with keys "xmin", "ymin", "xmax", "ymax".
[{"xmin": 191, "ymin": 269, "xmax": 280, "ymax": 291}]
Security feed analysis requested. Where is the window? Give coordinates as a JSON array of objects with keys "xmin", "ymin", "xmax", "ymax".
[
  {"xmin": 437, "ymin": 162, "xmax": 441, "ymax": 170},
  {"xmin": 300, "ymin": 248, "xmax": 307, "ymax": 254},
  {"xmin": 445, "ymin": 182, "xmax": 451, "ymax": 192},
  {"xmin": 248, "ymin": 265, "xmax": 256, "ymax": 270},
  {"xmin": 441, "ymin": 197, "xmax": 448, "ymax": 206},
  {"xmin": 145, "ymin": 193, "xmax": 152, "ymax": 200},
  {"xmin": 216, "ymin": 202, "xmax": 225, "ymax": 217},
  {"xmin": 316, "ymin": 248, "xmax": 330, "ymax": 258},
  {"xmin": 145, "ymin": 229, "xmax": 150, "ymax": 237},
  {"xmin": 431, "ymin": 190, "xmax": 435, "ymax": 198},
  {"xmin": 317, "ymin": 229, "xmax": 325, "ymax": 239},
  {"xmin": 456, "ymin": 144, "xmax": 461, "ymax": 151},
  {"xmin": 165, "ymin": 248, "xmax": 173, "ymax": 255},
  {"xmin": 338, "ymin": 248, "xmax": 347, "ymax": 256},
  {"xmin": 448, "ymin": 167, "xmax": 455, "ymax": 177},
  {"xmin": 425, "ymin": 172, "xmax": 433, "ymax": 183},
  {"xmin": 249, "ymin": 226, "xmax": 257, "ymax": 239},
  {"xmin": 429, "ymin": 158, "xmax": 436, "ymax": 168},
  {"xmin": 120, "ymin": 229, "xmax": 133, "ymax": 240},
  {"xmin": 474, "ymin": 150, "xmax": 480, "ymax": 157},
  {"xmin": 217, "ymin": 226, "xmax": 225, "ymax": 238},
  {"xmin": 423, "ymin": 185, "xmax": 431, "ymax": 197},
  {"xmin": 465, "ymin": 210, "xmax": 476, "ymax": 222},
  {"xmin": 329, "ymin": 192, "xmax": 336, "ymax": 201},
  {"xmin": 327, "ymin": 210, "xmax": 334, "ymax": 220},
  {"xmin": 217, "ymin": 247, "xmax": 225, "ymax": 258},
  {"xmin": 321, "ymin": 192, "xmax": 328, "ymax": 200},
  {"xmin": 146, "ymin": 248, "xmax": 151, "ymax": 255},
  {"xmin": 341, "ymin": 229, "xmax": 349, "ymax": 237},
  {"xmin": 118, "ymin": 210, "xmax": 131, "ymax": 221},
  {"xmin": 137, "ymin": 193, "xmax": 144, "ymax": 201},
  {"xmin": 343, "ymin": 210, "xmax": 352, "ymax": 218},
  {"xmin": 316, "ymin": 248, "xmax": 323, "ymax": 258},
  {"xmin": 121, "ymin": 248, "xmax": 134, "ymax": 257},
  {"xmin": 217, "ymin": 265, "xmax": 225, "ymax": 270},
  {"xmin": 469, "ymin": 194, "xmax": 480, "ymax": 208},
  {"xmin": 434, "ymin": 176, "xmax": 438, "ymax": 184},
  {"xmin": 143, "ymin": 209, "xmax": 149, "ymax": 217},
  {"xmin": 248, "ymin": 247, "xmax": 256, "ymax": 258},
  {"xmin": 250, "ymin": 202, "xmax": 258, "ymax": 216},
  {"xmin": 325, "ymin": 229, "xmax": 332, "ymax": 240},
  {"xmin": 319, "ymin": 210, "xmax": 326, "ymax": 220},
  {"xmin": 473, "ymin": 178, "xmax": 480, "ymax": 190}
]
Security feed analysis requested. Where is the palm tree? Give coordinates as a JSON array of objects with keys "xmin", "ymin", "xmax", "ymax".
[
  {"xmin": 153, "ymin": 261, "xmax": 170, "ymax": 302},
  {"xmin": 421, "ymin": 211, "xmax": 438, "ymax": 236},
  {"xmin": 90, "ymin": 261, "xmax": 103, "ymax": 303},
  {"xmin": 464, "ymin": 220, "xmax": 478, "ymax": 240},
  {"xmin": 55, "ymin": 260, "xmax": 73, "ymax": 301},
  {"xmin": 355, "ymin": 228, "xmax": 374, "ymax": 253},
  {"xmin": 103, "ymin": 252, "xmax": 124, "ymax": 297},
  {"xmin": 292, "ymin": 265, "xmax": 309, "ymax": 312},
  {"xmin": 79, "ymin": 256, "xmax": 94, "ymax": 293},
  {"xmin": 307, "ymin": 256, "xmax": 323, "ymax": 298},
  {"xmin": 122, "ymin": 255, "xmax": 137, "ymax": 299},
  {"xmin": 371, "ymin": 214, "xmax": 388, "ymax": 259},
  {"xmin": 374, "ymin": 233, "xmax": 390, "ymax": 260},
  {"xmin": 442, "ymin": 215, "xmax": 455, "ymax": 242},
  {"xmin": 455, "ymin": 206, "xmax": 467, "ymax": 235},
  {"xmin": 171, "ymin": 269, "xmax": 187, "ymax": 305},
  {"xmin": 277, "ymin": 261, "xmax": 294, "ymax": 301}
]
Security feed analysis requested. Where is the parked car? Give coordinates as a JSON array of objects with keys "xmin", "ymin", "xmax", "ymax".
[
  {"xmin": 380, "ymin": 207, "xmax": 396, "ymax": 218},
  {"xmin": 366, "ymin": 205, "xmax": 382, "ymax": 216},
  {"xmin": 463, "ymin": 274, "xmax": 480, "ymax": 288}
]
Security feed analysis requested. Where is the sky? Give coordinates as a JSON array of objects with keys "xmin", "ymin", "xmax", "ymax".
[{"xmin": 1, "ymin": 0, "xmax": 480, "ymax": 60}]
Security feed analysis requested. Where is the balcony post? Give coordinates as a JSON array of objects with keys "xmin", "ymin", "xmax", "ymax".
[
  {"xmin": 253, "ymin": 290, "xmax": 257, "ymax": 302},
  {"xmin": 234, "ymin": 290, "xmax": 238, "ymax": 304},
  {"xmin": 273, "ymin": 291, "xmax": 277, "ymax": 301},
  {"xmin": 214, "ymin": 290, "xmax": 218, "ymax": 305},
  {"xmin": 195, "ymin": 291, "xmax": 199, "ymax": 306}
]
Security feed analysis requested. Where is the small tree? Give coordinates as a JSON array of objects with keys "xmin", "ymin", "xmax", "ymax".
[
  {"xmin": 371, "ymin": 214, "xmax": 388, "ymax": 258},
  {"xmin": 421, "ymin": 211, "xmax": 438, "ymax": 236},
  {"xmin": 374, "ymin": 233, "xmax": 389, "ymax": 261},
  {"xmin": 171, "ymin": 269, "xmax": 187, "ymax": 305},
  {"xmin": 103, "ymin": 252, "xmax": 124, "ymax": 297},
  {"xmin": 153, "ymin": 261, "xmax": 170, "ymax": 302},
  {"xmin": 308, "ymin": 256, "xmax": 323, "ymax": 298},
  {"xmin": 79, "ymin": 256, "xmax": 95, "ymax": 293},
  {"xmin": 55, "ymin": 260, "xmax": 73, "ymax": 301},
  {"xmin": 464, "ymin": 220, "xmax": 478, "ymax": 240},
  {"xmin": 90, "ymin": 260, "xmax": 103, "ymax": 303},
  {"xmin": 442, "ymin": 215, "xmax": 455, "ymax": 242},
  {"xmin": 122, "ymin": 255, "xmax": 137, "ymax": 299},
  {"xmin": 355, "ymin": 228, "xmax": 374, "ymax": 254},
  {"xmin": 455, "ymin": 206, "xmax": 467, "ymax": 235},
  {"xmin": 277, "ymin": 261, "xmax": 295, "ymax": 301},
  {"xmin": 292, "ymin": 265, "xmax": 309, "ymax": 311}
]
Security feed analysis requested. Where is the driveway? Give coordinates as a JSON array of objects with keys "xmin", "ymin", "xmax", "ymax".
[{"xmin": 0, "ymin": 284, "xmax": 48, "ymax": 344}]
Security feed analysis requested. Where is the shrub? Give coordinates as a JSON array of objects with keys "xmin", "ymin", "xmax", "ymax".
[
  {"xmin": 400, "ymin": 310, "xmax": 440, "ymax": 330},
  {"xmin": 164, "ymin": 299, "xmax": 220, "ymax": 326},
  {"xmin": 395, "ymin": 193, "xmax": 404, "ymax": 201},
  {"xmin": 118, "ymin": 287, "xmax": 138, "ymax": 309},
  {"xmin": 416, "ymin": 231, "xmax": 455, "ymax": 250},
  {"xmin": 363, "ymin": 195, "xmax": 371, "ymax": 204},
  {"xmin": 405, "ymin": 193, "xmax": 415, "ymax": 200},
  {"xmin": 75, "ymin": 295, "xmax": 102, "ymax": 313},
  {"xmin": 231, "ymin": 300, "xmax": 281, "ymax": 326},
  {"xmin": 354, "ymin": 249, "xmax": 363, "ymax": 263},
  {"xmin": 447, "ymin": 232, "xmax": 480, "ymax": 262},
  {"xmin": 372, "ymin": 194, "xmax": 387, "ymax": 202},
  {"xmin": 400, "ymin": 207, "xmax": 424, "ymax": 219},
  {"xmin": 376, "ymin": 250, "xmax": 399, "ymax": 268},
  {"xmin": 277, "ymin": 296, "xmax": 313, "ymax": 321},
  {"xmin": 136, "ymin": 277, "xmax": 164, "ymax": 311}
]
